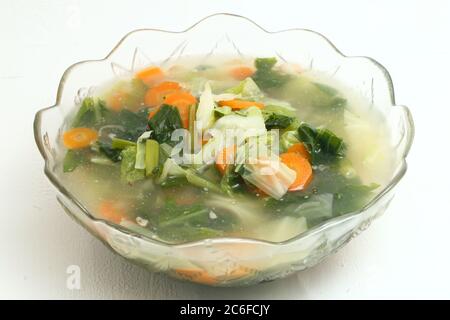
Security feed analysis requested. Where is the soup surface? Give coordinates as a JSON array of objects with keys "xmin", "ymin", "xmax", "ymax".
[{"xmin": 59, "ymin": 56, "xmax": 393, "ymax": 243}]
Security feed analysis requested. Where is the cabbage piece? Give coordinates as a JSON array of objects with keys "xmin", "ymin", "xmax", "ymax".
[
  {"xmin": 253, "ymin": 216, "xmax": 307, "ymax": 242},
  {"xmin": 120, "ymin": 146, "xmax": 145, "ymax": 183},
  {"xmin": 212, "ymin": 106, "xmax": 266, "ymax": 139},
  {"xmin": 205, "ymin": 194, "xmax": 263, "ymax": 225},
  {"xmin": 226, "ymin": 77, "xmax": 264, "ymax": 101},
  {"xmin": 241, "ymin": 156, "xmax": 296, "ymax": 200},
  {"xmin": 263, "ymin": 102, "xmax": 296, "ymax": 116},
  {"xmin": 213, "ymin": 93, "xmax": 241, "ymax": 101},
  {"xmin": 182, "ymin": 136, "xmax": 225, "ymax": 166},
  {"xmin": 214, "ymin": 106, "xmax": 233, "ymax": 118},
  {"xmin": 292, "ymin": 193, "xmax": 333, "ymax": 221},
  {"xmin": 157, "ymin": 158, "xmax": 186, "ymax": 183},
  {"xmin": 280, "ymin": 130, "xmax": 300, "ymax": 152},
  {"xmin": 135, "ymin": 131, "xmax": 152, "ymax": 169},
  {"xmin": 157, "ymin": 158, "xmax": 222, "ymax": 193},
  {"xmin": 157, "ymin": 158, "xmax": 184, "ymax": 184},
  {"xmin": 195, "ymin": 82, "xmax": 216, "ymax": 132}
]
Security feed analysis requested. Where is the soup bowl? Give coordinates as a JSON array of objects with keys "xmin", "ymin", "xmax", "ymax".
[{"xmin": 34, "ymin": 13, "xmax": 414, "ymax": 286}]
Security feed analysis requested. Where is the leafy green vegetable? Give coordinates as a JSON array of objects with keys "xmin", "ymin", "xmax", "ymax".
[
  {"xmin": 220, "ymin": 164, "xmax": 245, "ymax": 196},
  {"xmin": 265, "ymin": 166, "xmax": 379, "ymax": 225},
  {"xmin": 333, "ymin": 183, "xmax": 379, "ymax": 215},
  {"xmin": 113, "ymin": 109, "xmax": 149, "ymax": 141},
  {"xmin": 120, "ymin": 146, "xmax": 145, "ymax": 183},
  {"xmin": 252, "ymin": 57, "xmax": 291, "ymax": 91},
  {"xmin": 264, "ymin": 113, "xmax": 294, "ymax": 130},
  {"xmin": 160, "ymin": 176, "xmax": 189, "ymax": 188},
  {"xmin": 147, "ymin": 104, "xmax": 183, "ymax": 145},
  {"xmin": 63, "ymin": 149, "xmax": 89, "ymax": 172},
  {"xmin": 97, "ymin": 141, "xmax": 122, "ymax": 162},
  {"xmin": 158, "ymin": 202, "xmax": 210, "ymax": 228},
  {"xmin": 280, "ymin": 77, "xmax": 347, "ymax": 111},
  {"xmin": 297, "ymin": 123, "xmax": 345, "ymax": 164},
  {"xmin": 226, "ymin": 77, "xmax": 264, "ymax": 100},
  {"xmin": 148, "ymin": 200, "xmax": 227, "ymax": 242},
  {"xmin": 157, "ymin": 225, "xmax": 224, "ymax": 242},
  {"xmin": 71, "ymin": 97, "xmax": 111, "ymax": 128}
]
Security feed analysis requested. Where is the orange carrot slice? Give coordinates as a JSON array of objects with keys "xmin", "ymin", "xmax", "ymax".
[
  {"xmin": 279, "ymin": 152, "xmax": 313, "ymax": 191},
  {"xmin": 144, "ymin": 81, "xmax": 181, "ymax": 107},
  {"xmin": 135, "ymin": 66, "xmax": 164, "ymax": 86},
  {"xmin": 287, "ymin": 142, "xmax": 311, "ymax": 161},
  {"xmin": 98, "ymin": 200, "xmax": 127, "ymax": 224},
  {"xmin": 173, "ymin": 268, "xmax": 218, "ymax": 285},
  {"xmin": 106, "ymin": 90, "xmax": 126, "ymax": 111},
  {"xmin": 229, "ymin": 66, "xmax": 255, "ymax": 80},
  {"xmin": 215, "ymin": 144, "xmax": 237, "ymax": 174},
  {"xmin": 63, "ymin": 128, "xmax": 98, "ymax": 149},
  {"xmin": 164, "ymin": 91, "xmax": 197, "ymax": 128},
  {"xmin": 218, "ymin": 99, "xmax": 264, "ymax": 110}
]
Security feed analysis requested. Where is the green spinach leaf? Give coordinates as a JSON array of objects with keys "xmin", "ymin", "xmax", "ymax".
[
  {"xmin": 263, "ymin": 113, "xmax": 294, "ymax": 129},
  {"xmin": 63, "ymin": 149, "xmax": 90, "ymax": 172},
  {"xmin": 252, "ymin": 57, "xmax": 291, "ymax": 91},
  {"xmin": 71, "ymin": 97, "xmax": 111, "ymax": 128},
  {"xmin": 147, "ymin": 104, "xmax": 183, "ymax": 145},
  {"xmin": 297, "ymin": 123, "xmax": 345, "ymax": 164}
]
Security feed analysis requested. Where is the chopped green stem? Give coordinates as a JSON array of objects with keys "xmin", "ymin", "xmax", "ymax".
[
  {"xmin": 159, "ymin": 208, "xmax": 209, "ymax": 228},
  {"xmin": 188, "ymin": 104, "xmax": 197, "ymax": 153},
  {"xmin": 111, "ymin": 137, "xmax": 136, "ymax": 149},
  {"xmin": 185, "ymin": 169, "xmax": 222, "ymax": 193},
  {"xmin": 145, "ymin": 139, "xmax": 159, "ymax": 176}
]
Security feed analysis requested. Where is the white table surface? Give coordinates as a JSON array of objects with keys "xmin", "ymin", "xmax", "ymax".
[{"xmin": 1, "ymin": 0, "xmax": 449, "ymax": 299}]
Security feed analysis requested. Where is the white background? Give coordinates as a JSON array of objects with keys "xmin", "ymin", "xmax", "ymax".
[{"xmin": 1, "ymin": 0, "xmax": 449, "ymax": 299}]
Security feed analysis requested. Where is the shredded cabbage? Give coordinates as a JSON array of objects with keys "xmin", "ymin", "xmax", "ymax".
[
  {"xmin": 212, "ymin": 106, "xmax": 266, "ymax": 139},
  {"xmin": 253, "ymin": 216, "xmax": 307, "ymax": 242},
  {"xmin": 196, "ymin": 82, "xmax": 216, "ymax": 132},
  {"xmin": 242, "ymin": 156, "xmax": 296, "ymax": 200},
  {"xmin": 226, "ymin": 77, "xmax": 264, "ymax": 101},
  {"xmin": 157, "ymin": 158, "xmax": 186, "ymax": 183}
]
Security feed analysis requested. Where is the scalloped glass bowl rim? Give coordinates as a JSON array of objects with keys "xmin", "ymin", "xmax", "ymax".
[{"xmin": 34, "ymin": 13, "xmax": 414, "ymax": 248}]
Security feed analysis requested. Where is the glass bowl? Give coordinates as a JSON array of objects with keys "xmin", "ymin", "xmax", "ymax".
[{"xmin": 34, "ymin": 13, "xmax": 414, "ymax": 287}]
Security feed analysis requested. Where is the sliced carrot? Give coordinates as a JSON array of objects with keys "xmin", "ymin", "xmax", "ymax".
[
  {"xmin": 144, "ymin": 81, "xmax": 181, "ymax": 107},
  {"xmin": 215, "ymin": 144, "xmax": 237, "ymax": 174},
  {"xmin": 107, "ymin": 90, "xmax": 126, "ymax": 111},
  {"xmin": 164, "ymin": 91, "xmax": 197, "ymax": 128},
  {"xmin": 98, "ymin": 200, "xmax": 127, "ymax": 224},
  {"xmin": 218, "ymin": 99, "xmax": 264, "ymax": 110},
  {"xmin": 135, "ymin": 66, "xmax": 164, "ymax": 86},
  {"xmin": 229, "ymin": 66, "xmax": 255, "ymax": 80},
  {"xmin": 280, "ymin": 152, "xmax": 313, "ymax": 191},
  {"xmin": 63, "ymin": 128, "xmax": 98, "ymax": 149},
  {"xmin": 287, "ymin": 142, "xmax": 311, "ymax": 161},
  {"xmin": 174, "ymin": 268, "xmax": 218, "ymax": 285}
]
